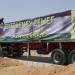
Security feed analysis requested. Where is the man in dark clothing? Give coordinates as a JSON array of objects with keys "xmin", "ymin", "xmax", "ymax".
[
  {"xmin": 0, "ymin": 18, "xmax": 4, "ymax": 24},
  {"xmin": 0, "ymin": 18, "xmax": 4, "ymax": 35}
]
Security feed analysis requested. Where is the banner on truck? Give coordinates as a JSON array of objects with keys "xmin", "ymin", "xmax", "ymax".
[{"xmin": 0, "ymin": 10, "xmax": 73, "ymax": 42}]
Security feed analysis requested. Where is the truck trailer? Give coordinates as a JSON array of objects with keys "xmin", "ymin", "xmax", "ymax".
[{"xmin": 0, "ymin": 9, "xmax": 75, "ymax": 65}]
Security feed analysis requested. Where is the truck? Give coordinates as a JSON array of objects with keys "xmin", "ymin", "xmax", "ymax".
[{"xmin": 0, "ymin": 9, "xmax": 75, "ymax": 65}]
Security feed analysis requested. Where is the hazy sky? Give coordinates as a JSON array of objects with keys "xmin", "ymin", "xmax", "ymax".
[{"xmin": 0, "ymin": 0, "xmax": 75, "ymax": 23}]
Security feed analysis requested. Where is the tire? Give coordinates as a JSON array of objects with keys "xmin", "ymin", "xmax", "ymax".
[
  {"xmin": 12, "ymin": 53, "xmax": 18, "ymax": 57},
  {"xmin": 12, "ymin": 47, "xmax": 23, "ymax": 57},
  {"xmin": 68, "ymin": 50, "xmax": 75, "ymax": 64},
  {"xmin": 2, "ymin": 51, "xmax": 8, "ymax": 57},
  {"xmin": 12, "ymin": 53, "xmax": 18, "ymax": 58},
  {"xmin": 62, "ymin": 49, "xmax": 69, "ymax": 65},
  {"xmin": 51, "ymin": 49, "xmax": 66, "ymax": 65},
  {"xmin": 17, "ymin": 47, "xmax": 23, "ymax": 57}
]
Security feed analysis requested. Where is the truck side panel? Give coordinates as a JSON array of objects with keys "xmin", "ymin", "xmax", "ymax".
[{"xmin": 0, "ymin": 10, "xmax": 72, "ymax": 42}]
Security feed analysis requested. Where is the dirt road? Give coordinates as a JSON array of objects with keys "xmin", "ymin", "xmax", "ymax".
[
  {"xmin": 0, "ymin": 53, "xmax": 75, "ymax": 75},
  {"xmin": 0, "ymin": 57, "xmax": 75, "ymax": 75}
]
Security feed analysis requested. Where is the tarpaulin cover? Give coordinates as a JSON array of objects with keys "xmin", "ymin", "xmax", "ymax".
[{"xmin": 0, "ymin": 10, "xmax": 75, "ymax": 42}]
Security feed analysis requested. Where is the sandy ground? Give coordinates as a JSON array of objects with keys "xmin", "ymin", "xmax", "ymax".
[
  {"xmin": 0, "ymin": 56, "xmax": 75, "ymax": 75},
  {"xmin": 0, "ymin": 58, "xmax": 75, "ymax": 75}
]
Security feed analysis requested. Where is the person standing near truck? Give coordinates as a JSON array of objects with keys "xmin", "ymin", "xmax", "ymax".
[
  {"xmin": 0, "ymin": 18, "xmax": 4, "ymax": 24},
  {"xmin": 0, "ymin": 18, "xmax": 4, "ymax": 56}
]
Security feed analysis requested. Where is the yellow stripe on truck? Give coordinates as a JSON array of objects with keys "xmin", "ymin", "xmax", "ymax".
[{"xmin": 71, "ymin": 9, "xmax": 75, "ymax": 40}]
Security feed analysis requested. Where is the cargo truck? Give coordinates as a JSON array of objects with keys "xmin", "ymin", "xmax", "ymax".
[{"xmin": 0, "ymin": 9, "xmax": 75, "ymax": 65}]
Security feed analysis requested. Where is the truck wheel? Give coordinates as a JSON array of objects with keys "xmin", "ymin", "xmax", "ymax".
[
  {"xmin": 12, "ymin": 54, "xmax": 18, "ymax": 57},
  {"xmin": 2, "ymin": 51, "xmax": 8, "ymax": 57},
  {"xmin": 68, "ymin": 50, "xmax": 75, "ymax": 64},
  {"xmin": 17, "ymin": 47, "xmax": 23, "ymax": 57},
  {"xmin": 51, "ymin": 49, "xmax": 66, "ymax": 65}
]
